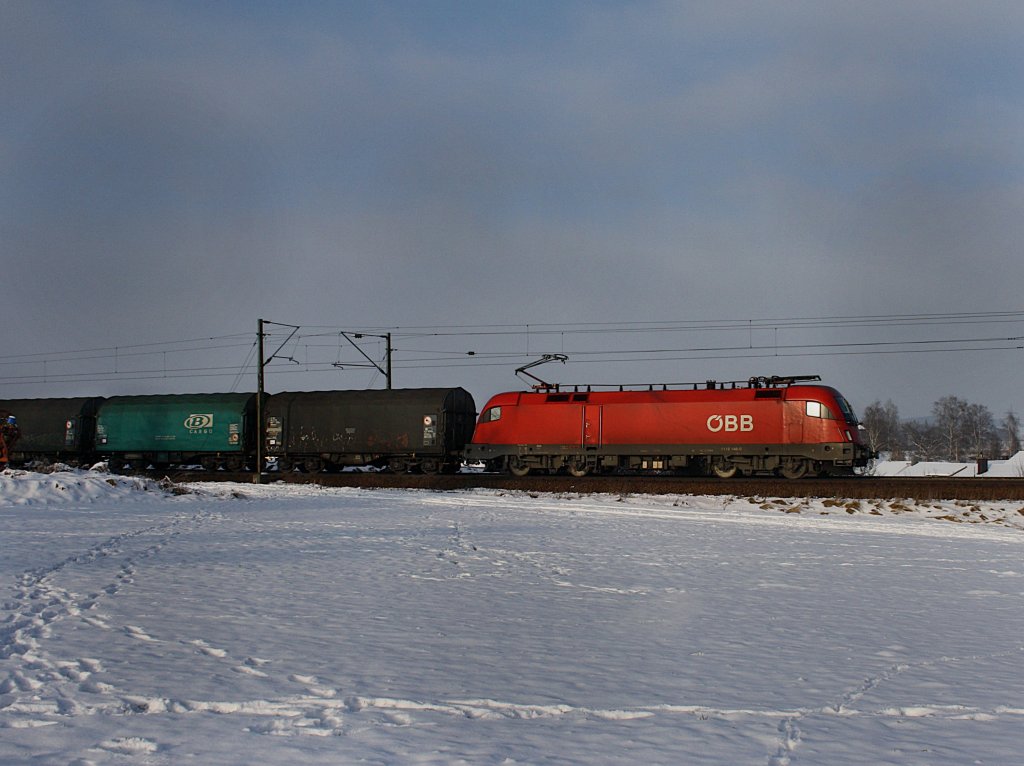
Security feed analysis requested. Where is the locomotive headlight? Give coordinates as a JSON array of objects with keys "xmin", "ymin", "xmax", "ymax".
[{"xmin": 844, "ymin": 430, "xmax": 852, "ymax": 441}]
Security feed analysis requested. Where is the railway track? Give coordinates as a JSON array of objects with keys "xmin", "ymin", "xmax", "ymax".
[{"xmin": 169, "ymin": 471, "xmax": 1024, "ymax": 502}]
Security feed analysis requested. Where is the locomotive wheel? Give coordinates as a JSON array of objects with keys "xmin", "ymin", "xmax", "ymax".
[
  {"xmin": 507, "ymin": 455, "xmax": 531, "ymax": 477},
  {"xmin": 710, "ymin": 461, "xmax": 738, "ymax": 479},
  {"xmin": 779, "ymin": 459, "xmax": 809, "ymax": 480},
  {"xmin": 566, "ymin": 457, "xmax": 590, "ymax": 478}
]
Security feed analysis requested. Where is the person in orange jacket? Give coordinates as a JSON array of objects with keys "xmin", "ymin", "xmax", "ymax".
[{"xmin": 0, "ymin": 412, "xmax": 20, "ymax": 470}]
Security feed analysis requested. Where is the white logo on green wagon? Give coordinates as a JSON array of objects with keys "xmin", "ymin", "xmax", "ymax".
[{"xmin": 185, "ymin": 414, "xmax": 214, "ymax": 433}]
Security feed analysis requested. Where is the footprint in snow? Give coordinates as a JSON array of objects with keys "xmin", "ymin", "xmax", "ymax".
[
  {"xmin": 123, "ymin": 625, "xmax": 156, "ymax": 642},
  {"xmin": 289, "ymin": 674, "xmax": 337, "ymax": 698},
  {"xmin": 233, "ymin": 664, "xmax": 268, "ymax": 677},
  {"xmin": 98, "ymin": 737, "xmax": 159, "ymax": 755},
  {"xmin": 188, "ymin": 639, "xmax": 228, "ymax": 657},
  {"xmin": 233, "ymin": 656, "xmax": 271, "ymax": 677}
]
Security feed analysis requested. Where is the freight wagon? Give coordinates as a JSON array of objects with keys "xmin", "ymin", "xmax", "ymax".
[
  {"xmin": 95, "ymin": 393, "xmax": 256, "ymax": 472},
  {"xmin": 0, "ymin": 397, "xmax": 104, "ymax": 467},
  {"xmin": 263, "ymin": 388, "xmax": 477, "ymax": 473}
]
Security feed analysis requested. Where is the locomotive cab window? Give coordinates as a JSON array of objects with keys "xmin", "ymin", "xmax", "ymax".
[
  {"xmin": 481, "ymin": 406, "xmax": 502, "ymax": 423},
  {"xmin": 805, "ymin": 401, "xmax": 835, "ymax": 419},
  {"xmin": 836, "ymin": 396, "xmax": 858, "ymax": 424}
]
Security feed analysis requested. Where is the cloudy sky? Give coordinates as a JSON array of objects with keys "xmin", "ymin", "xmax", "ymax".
[{"xmin": 2, "ymin": 1, "xmax": 1023, "ymax": 419}]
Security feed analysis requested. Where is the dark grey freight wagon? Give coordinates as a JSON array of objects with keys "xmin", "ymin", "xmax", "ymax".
[
  {"xmin": 0, "ymin": 397, "xmax": 105, "ymax": 467},
  {"xmin": 264, "ymin": 388, "xmax": 477, "ymax": 473}
]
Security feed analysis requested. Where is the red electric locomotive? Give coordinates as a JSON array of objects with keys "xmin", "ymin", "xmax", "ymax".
[{"xmin": 465, "ymin": 373, "xmax": 871, "ymax": 478}]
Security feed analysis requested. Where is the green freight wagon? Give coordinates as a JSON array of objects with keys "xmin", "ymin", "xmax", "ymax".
[
  {"xmin": 96, "ymin": 393, "xmax": 257, "ymax": 471},
  {"xmin": 264, "ymin": 388, "xmax": 477, "ymax": 473},
  {"xmin": 0, "ymin": 397, "xmax": 104, "ymax": 467}
]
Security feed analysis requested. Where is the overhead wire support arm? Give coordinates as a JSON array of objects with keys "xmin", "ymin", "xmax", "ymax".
[
  {"xmin": 516, "ymin": 354, "xmax": 568, "ymax": 391},
  {"xmin": 263, "ymin": 323, "xmax": 301, "ymax": 369},
  {"xmin": 333, "ymin": 332, "xmax": 393, "ymax": 389}
]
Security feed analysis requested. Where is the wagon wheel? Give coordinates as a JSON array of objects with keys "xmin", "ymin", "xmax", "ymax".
[
  {"xmin": 779, "ymin": 459, "xmax": 809, "ymax": 480},
  {"xmin": 506, "ymin": 455, "xmax": 531, "ymax": 477},
  {"xmin": 566, "ymin": 456, "xmax": 590, "ymax": 478},
  {"xmin": 223, "ymin": 456, "xmax": 245, "ymax": 472},
  {"xmin": 303, "ymin": 457, "xmax": 324, "ymax": 473},
  {"xmin": 710, "ymin": 460, "xmax": 738, "ymax": 479},
  {"xmin": 419, "ymin": 458, "xmax": 441, "ymax": 474},
  {"xmin": 387, "ymin": 458, "xmax": 408, "ymax": 473}
]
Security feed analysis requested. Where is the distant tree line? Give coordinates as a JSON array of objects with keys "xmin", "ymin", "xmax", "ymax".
[{"xmin": 861, "ymin": 397, "xmax": 1021, "ymax": 462}]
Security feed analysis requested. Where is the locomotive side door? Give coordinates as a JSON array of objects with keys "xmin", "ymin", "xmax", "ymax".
[
  {"xmin": 582, "ymin": 406, "xmax": 602, "ymax": 447},
  {"xmin": 784, "ymin": 399, "xmax": 805, "ymax": 445}
]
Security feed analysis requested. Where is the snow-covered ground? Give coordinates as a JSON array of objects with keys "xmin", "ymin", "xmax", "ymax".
[
  {"xmin": 870, "ymin": 450, "xmax": 1024, "ymax": 477},
  {"xmin": 2, "ymin": 470, "xmax": 1023, "ymax": 765}
]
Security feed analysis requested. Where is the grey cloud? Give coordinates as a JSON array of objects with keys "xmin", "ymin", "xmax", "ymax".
[{"xmin": 2, "ymin": 1, "xmax": 1022, "ymax": 417}]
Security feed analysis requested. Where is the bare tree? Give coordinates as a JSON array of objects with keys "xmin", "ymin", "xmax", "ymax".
[
  {"xmin": 928, "ymin": 396, "xmax": 997, "ymax": 460},
  {"xmin": 903, "ymin": 419, "xmax": 941, "ymax": 461},
  {"xmin": 932, "ymin": 396, "xmax": 968, "ymax": 461},
  {"xmin": 964, "ymin": 402, "xmax": 997, "ymax": 458},
  {"xmin": 883, "ymin": 397, "xmax": 1004, "ymax": 463},
  {"xmin": 861, "ymin": 399, "xmax": 902, "ymax": 458},
  {"xmin": 1004, "ymin": 410, "xmax": 1022, "ymax": 455}
]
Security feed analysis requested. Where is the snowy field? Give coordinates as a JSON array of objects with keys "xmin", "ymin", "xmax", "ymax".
[{"xmin": 2, "ymin": 470, "xmax": 1023, "ymax": 765}]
